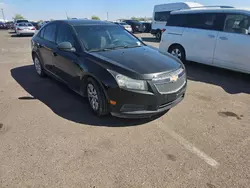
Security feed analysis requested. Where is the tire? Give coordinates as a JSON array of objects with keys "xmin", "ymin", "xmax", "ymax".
[
  {"xmin": 168, "ymin": 45, "xmax": 186, "ymax": 62},
  {"xmin": 155, "ymin": 31, "xmax": 161, "ymax": 41},
  {"xmin": 33, "ymin": 54, "xmax": 45, "ymax": 77},
  {"xmin": 86, "ymin": 78, "xmax": 109, "ymax": 116}
]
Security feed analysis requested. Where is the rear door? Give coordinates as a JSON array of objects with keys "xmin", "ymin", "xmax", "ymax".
[
  {"xmin": 182, "ymin": 13, "xmax": 223, "ymax": 65},
  {"xmin": 53, "ymin": 23, "xmax": 82, "ymax": 90},
  {"xmin": 36, "ymin": 23, "xmax": 58, "ymax": 73},
  {"xmin": 213, "ymin": 13, "xmax": 250, "ymax": 72}
]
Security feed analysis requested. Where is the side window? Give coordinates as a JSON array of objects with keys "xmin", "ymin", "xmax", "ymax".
[
  {"xmin": 187, "ymin": 13, "xmax": 221, "ymax": 31},
  {"xmin": 223, "ymin": 14, "xmax": 250, "ymax": 35},
  {"xmin": 155, "ymin": 11, "xmax": 171, "ymax": 22},
  {"xmin": 56, "ymin": 24, "xmax": 75, "ymax": 46},
  {"xmin": 43, "ymin": 24, "xmax": 57, "ymax": 43},
  {"xmin": 39, "ymin": 27, "xmax": 46, "ymax": 38},
  {"xmin": 167, "ymin": 14, "xmax": 187, "ymax": 27}
]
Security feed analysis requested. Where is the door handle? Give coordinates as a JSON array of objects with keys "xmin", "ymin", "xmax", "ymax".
[
  {"xmin": 208, "ymin": 34, "xmax": 215, "ymax": 38},
  {"xmin": 219, "ymin": 36, "xmax": 228, "ymax": 40},
  {"xmin": 52, "ymin": 52, "xmax": 57, "ymax": 57}
]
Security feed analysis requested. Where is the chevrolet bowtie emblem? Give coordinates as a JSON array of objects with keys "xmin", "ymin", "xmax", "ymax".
[{"xmin": 170, "ymin": 75, "xmax": 178, "ymax": 82}]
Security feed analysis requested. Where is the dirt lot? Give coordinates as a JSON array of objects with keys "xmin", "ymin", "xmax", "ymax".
[{"xmin": 0, "ymin": 30, "xmax": 250, "ymax": 188}]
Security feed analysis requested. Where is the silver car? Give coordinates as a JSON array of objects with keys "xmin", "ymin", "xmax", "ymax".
[{"xmin": 16, "ymin": 23, "xmax": 36, "ymax": 36}]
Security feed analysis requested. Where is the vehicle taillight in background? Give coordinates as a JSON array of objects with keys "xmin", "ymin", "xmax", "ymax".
[
  {"xmin": 31, "ymin": 27, "xmax": 36, "ymax": 30},
  {"xmin": 162, "ymin": 28, "xmax": 166, "ymax": 33}
]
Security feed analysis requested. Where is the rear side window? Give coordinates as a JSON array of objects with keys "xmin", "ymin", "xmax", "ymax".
[
  {"xmin": 186, "ymin": 13, "xmax": 224, "ymax": 31},
  {"xmin": 39, "ymin": 27, "xmax": 45, "ymax": 38},
  {"xmin": 154, "ymin": 11, "xmax": 171, "ymax": 21},
  {"xmin": 224, "ymin": 14, "xmax": 250, "ymax": 35},
  {"xmin": 167, "ymin": 14, "xmax": 188, "ymax": 27},
  {"xmin": 43, "ymin": 24, "xmax": 57, "ymax": 43}
]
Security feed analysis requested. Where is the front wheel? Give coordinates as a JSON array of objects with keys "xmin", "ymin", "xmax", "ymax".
[
  {"xmin": 168, "ymin": 45, "xmax": 186, "ymax": 62},
  {"xmin": 87, "ymin": 78, "xmax": 109, "ymax": 116}
]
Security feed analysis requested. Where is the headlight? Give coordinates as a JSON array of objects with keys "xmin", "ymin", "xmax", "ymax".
[{"xmin": 108, "ymin": 70, "xmax": 147, "ymax": 91}]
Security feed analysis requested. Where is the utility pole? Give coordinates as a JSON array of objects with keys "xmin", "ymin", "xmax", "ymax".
[
  {"xmin": 107, "ymin": 12, "xmax": 109, "ymax": 21},
  {"xmin": 65, "ymin": 11, "xmax": 69, "ymax": 20},
  {"xmin": 1, "ymin": 8, "xmax": 5, "ymax": 22}
]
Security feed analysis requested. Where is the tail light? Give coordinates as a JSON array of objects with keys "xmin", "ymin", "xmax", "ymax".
[
  {"xmin": 17, "ymin": 27, "xmax": 22, "ymax": 30},
  {"xmin": 31, "ymin": 27, "xmax": 36, "ymax": 30},
  {"xmin": 162, "ymin": 28, "xmax": 166, "ymax": 33}
]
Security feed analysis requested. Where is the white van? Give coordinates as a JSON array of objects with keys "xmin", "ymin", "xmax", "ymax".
[
  {"xmin": 151, "ymin": 2, "xmax": 203, "ymax": 40},
  {"xmin": 159, "ymin": 8, "xmax": 250, "ymax": 74}
]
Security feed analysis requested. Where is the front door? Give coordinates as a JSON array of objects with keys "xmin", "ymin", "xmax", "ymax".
[
  {"xmin": 213, "ymin": 14, "xmax": 250, "ymax": 73},
  {"xmin": 53, "ymin": 23, "xmax": 83, "ymax": 91}
]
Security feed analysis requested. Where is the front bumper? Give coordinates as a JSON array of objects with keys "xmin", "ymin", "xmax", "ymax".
[{"xmin": 107, "ymin": 81, "xmax": 187, "ymax": 118}]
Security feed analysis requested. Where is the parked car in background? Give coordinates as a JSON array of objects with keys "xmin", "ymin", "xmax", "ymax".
[
  {"xmin": 114, "ymin": 22, "xmax": 132, "ymax": 32},
  {"xmin": 151, "ymin": 2, "xmax": 203, "ymax": 40},
  {"xmin": 38, "ymin": 21, "xmax": 50, "ymax": 29},
  {"xmin": 123, "ymin": 20, "xmax": 144, "ymax": 33},
  {"xmin": 31, "ymin": 20, "xmax": 186, "ymax": 118},
  {"xmin": 16, "ymin": 22, "xmax": 36, "ymax": 36},
  {"xmin": 0, "ymin": 22, "xmax": 7, "ymax": 29},
  {"xmin": 14, "ymin": 19, "xmax": 29, "ymax": 27},
  {"xmin": 30, "ymin": 22, "xmax": 39, "ymax": 30},
  {"xmin": 141, "ymin": 22, "xmax": 152, "ymax": 33},
  {"xmin": 5, "ymin": 21, "xmax": 14, "ymax": 29},
  {"xmin": 159, "ymin": 8, "xmax": 250, "ymax": 74}
]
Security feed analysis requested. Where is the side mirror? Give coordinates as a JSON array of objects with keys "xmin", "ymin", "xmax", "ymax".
[{"xmin": 57, "ymin": 42, "xmax": 76, "ymax": 52}]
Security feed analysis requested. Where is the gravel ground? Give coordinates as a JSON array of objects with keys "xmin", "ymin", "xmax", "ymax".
[{"xmin": 0, "ymin": 30, "xmax": 250, "ymax": 188}]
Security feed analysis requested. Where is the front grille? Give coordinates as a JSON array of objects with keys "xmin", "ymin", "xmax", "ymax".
[{"xmin": 154, "ymin": 73, "xmax": 186, "ymax": 94}]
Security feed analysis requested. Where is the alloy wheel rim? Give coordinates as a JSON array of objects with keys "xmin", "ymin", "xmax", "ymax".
[
  {"xmin": 87, "ymin": 83, "xmax": 99, "ymax": 111},
  {"xmin": 171, "ymin": 49, "xmax": 182, "ymax": 59},
  {"xmin": 34, "ymin": 57, "xmax": 42, "ymax": 75}
]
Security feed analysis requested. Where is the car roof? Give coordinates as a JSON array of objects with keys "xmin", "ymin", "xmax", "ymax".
[
  {"xmin": 53, "ymin": 19, "xmax": 115, "ymax": 26},
  {"xmin": 172, "ymin": 8, "xmax": 250, "ymax": 15}
]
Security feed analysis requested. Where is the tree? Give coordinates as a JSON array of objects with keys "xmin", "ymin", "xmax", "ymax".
[
  {"xmin": 91, "ymin": 15, "xmax": 100, "ymax": 20},
  {"xmin": 13, "ymin": 14, "xmax": 25, "ymax": 20}
]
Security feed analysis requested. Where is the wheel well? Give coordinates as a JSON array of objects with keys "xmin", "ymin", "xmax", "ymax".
[
  {"xmin": 168, "ymin": 44, "xmax": 185, "ymax": 54},
  {"xmin": 81, "ymin": 75, "xmax": 109, "ymax": 101},
  {"xmin": 32, "ymin": 51, "xmax": 37, "ymax": 59}
]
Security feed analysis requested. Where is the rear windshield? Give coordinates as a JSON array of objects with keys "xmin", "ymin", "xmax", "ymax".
[{"xmin": 18, "ymin": 23, "xmax": 33, "ymax": 27}]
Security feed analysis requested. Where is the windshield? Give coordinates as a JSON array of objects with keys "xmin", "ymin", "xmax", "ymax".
[{"xmin": 74, "ymin": 25, "xmax": 144, "ymax": 52}]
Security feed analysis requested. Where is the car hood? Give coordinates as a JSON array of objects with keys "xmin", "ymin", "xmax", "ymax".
[{"xmin": 89, "ymin": 46, "xmax": 182, "ymax": 76}]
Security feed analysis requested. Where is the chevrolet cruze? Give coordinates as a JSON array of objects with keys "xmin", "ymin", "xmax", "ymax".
[{"xmin": 31, "ymin": 20, "xmax": 187, "ymax": 118}]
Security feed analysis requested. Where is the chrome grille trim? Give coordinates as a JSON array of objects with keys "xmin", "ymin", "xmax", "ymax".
[{"xmin": 154, "ymin": 73, "xmax": 186, "ymax": 94}]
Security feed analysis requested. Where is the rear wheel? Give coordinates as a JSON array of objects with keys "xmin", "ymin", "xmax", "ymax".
[
  {"xmin": 33, "ymin": 55, "xmax": 45, "ymax": 77},
  {"xmin": 155, "ymin": 31, "xmax": 161, "ymax": 41},
  {"xmin": 168, "ymin": 45, "xmax": 186, "ymax": 62},
  {"xmin": 86, "ymin": 78, "xmax": 109, "ymax": 116}
]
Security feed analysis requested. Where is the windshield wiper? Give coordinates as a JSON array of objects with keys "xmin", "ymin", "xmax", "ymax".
[{"xmin": 88, "ymin": 45, "xmax": 142, "ymax": 52}]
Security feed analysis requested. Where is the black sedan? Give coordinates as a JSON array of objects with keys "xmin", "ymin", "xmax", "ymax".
[{"xmin": 31, "ymin": 20, "xmax": 186, "ymax": 118}]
